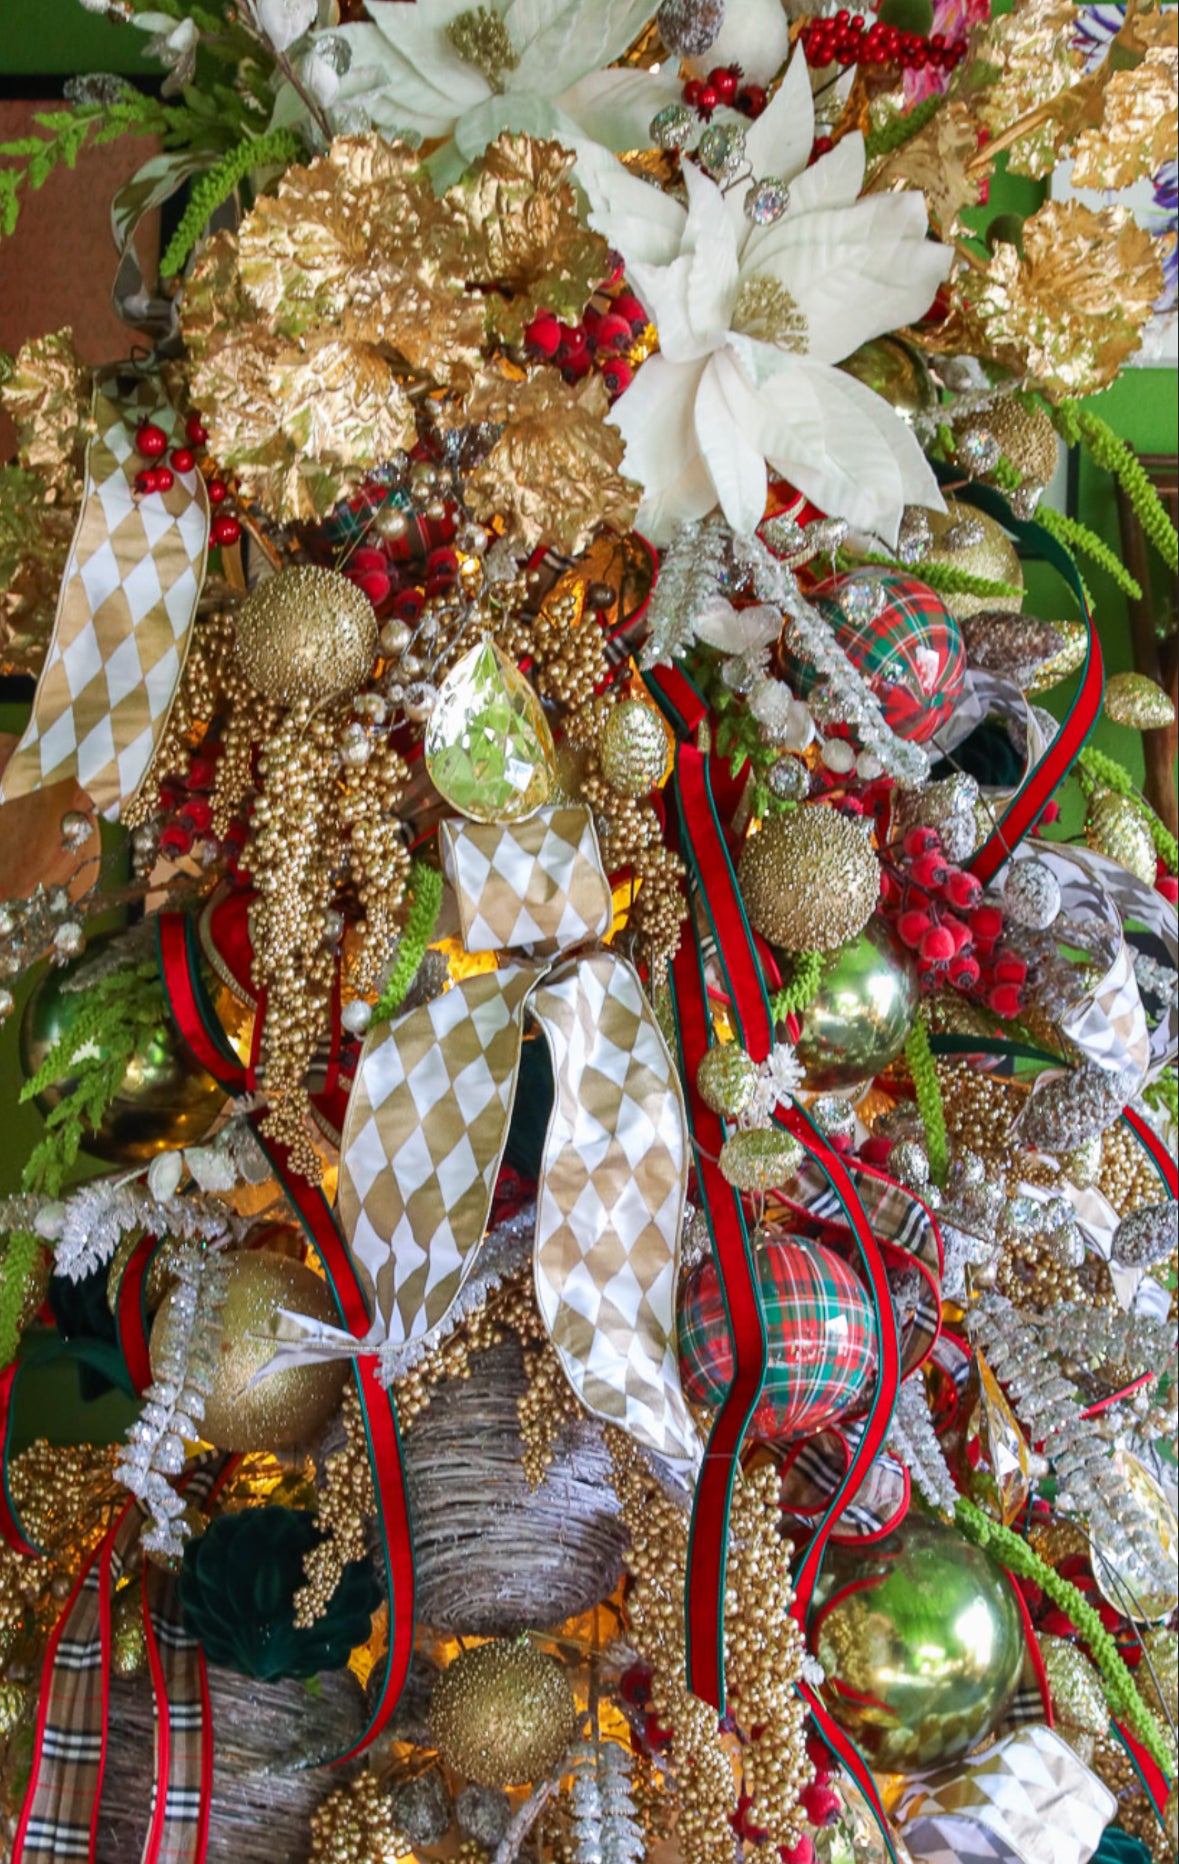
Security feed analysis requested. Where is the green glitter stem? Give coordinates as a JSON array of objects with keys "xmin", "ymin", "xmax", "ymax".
[
  {"xmin": 1053, "ymin": 403, "xmax": 1179, "ymax": 576},
  {"xmin": 770, "ymin": 950, "xmax": 822, "ymax": 1024},
  {"xmin": 372, "ymin": 861, "xmax": 445, "ymax": 1027},
  {"xmin": 863, "ymin": 93, "xmax": 942, "ymax": 163},
  {"xmin": 905, "ymin": 1009, "xmax": 948, "ymax": 1185},
  {"xmin": 160, "ymin": 126, "xmax": 302, "ymax": 276},
  {"xmin": 855, "ymin": 551, "xmax": 1023, "ymax": 602}
]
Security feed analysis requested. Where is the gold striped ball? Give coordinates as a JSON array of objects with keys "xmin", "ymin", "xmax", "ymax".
[
  {"xmin": 429, "ymin": 1639, "xmax": 579, "ymax": 1787},
  {"xmin": 233, "ymin": 565, "xmax": 378, "ymax": 706},
  {"xmin": 737, "ymin": 809, "xmax": 880, "ymax": 952}
]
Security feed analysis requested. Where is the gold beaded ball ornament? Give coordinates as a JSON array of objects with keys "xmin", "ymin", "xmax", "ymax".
[
  {"xmin": 599, "ymin": 698, "xmax": 670, "ymax": 797},
  {"xmin": 150, "ymin": 1250, "xmax": 349, "ymax": 1453},
  {"xmin": 737, "ymin": 808, "xmax": 881, "ymax": 952},
  {"xmin": 233, "ymin": 565, "xmax": 379, "ymax": 706},
  {"xmin": 429, "ymin": 1638, "xmax": 580, "ymax": 1787}
]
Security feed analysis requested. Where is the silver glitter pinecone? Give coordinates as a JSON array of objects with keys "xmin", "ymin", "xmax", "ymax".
[{"xmin": 657, "ymin": 0, "xmax": 726, "ymax": 55}]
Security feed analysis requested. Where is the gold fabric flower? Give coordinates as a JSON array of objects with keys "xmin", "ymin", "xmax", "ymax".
[
  {"xmin": 973, "ymin": 0, "xmax": 1088, "ymax": 179},
  {"xmin": 0, "ymin": 328, "xmax": 85, "ymax": 497},
  {"xmin": 1071, "ymin": 10, "xmax": 1178, "ymax": 190}
]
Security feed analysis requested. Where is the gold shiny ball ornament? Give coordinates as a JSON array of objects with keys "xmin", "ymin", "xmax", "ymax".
[
  {"xmin": 599, "ymin": 698, "xmax": 669, "ymax": 797},
  {"xmin": 737, "ymin": 809, "xmax": 880, "ymax": 953},
  {"xmin": 983, "ymin": 397, "xmax": 1060, "ymax": 490},
  {"xmin": 1085, "ymin": 789, "xmax": 1157, "ymax": 886},
  {"xmin": 232, "ymin": 565, "xmax": 379, "ymax": 707},
  {"xmin": 429, "ymin": 1638, "xmax": 579, "ymax": 1787},
  {"xmin": 697, "ymin": 1043, "xmax": 759, "ymax": 1117},
  {"xmin": 924, "ymin": 501, "xmax": 1024, "ymax": 619},
  {"xmin": 838, "ymin": 336, "xmax": 938, "ymax": 426},
  {"xmin": 794, "ymin": 917, "xmax": 919, "ymax": 1091},
  {"xmin": 719, "ymin": 1127, "xmax": 804, "ymax": 1192},
  {"xmin": 1103, "ymin": 671, "xmax": 1176, "ymax": 731},
  {"xmin": 150, "ymin": 1251, "xmax": 349, "ymax": 1453}
]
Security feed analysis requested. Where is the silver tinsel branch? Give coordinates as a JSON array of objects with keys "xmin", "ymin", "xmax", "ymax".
[
  {"xmin": 4, "ymin": 1177, "xmax": 254, "ymax": 1283},
  {"xmin": 886, "ymin": 1375, "xmax": 960, "ymax": 1515},
  {"xmin": 568, "ymin": 1740, "xmax": 644, "ymax": 1864},
  {"xmin": 640, "ymin": 516, "xmax": 730, "ymax": 667},
  {"xmin": 115, "ymin": 1240, "xmax": 232, "ymax": 1558}
]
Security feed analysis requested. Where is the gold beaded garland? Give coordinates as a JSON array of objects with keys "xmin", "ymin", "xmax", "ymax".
[
  {"xmin": 428, "ymin": 1638, "xmax": 579, "ymax": 1787},
  {"xmin": 599, "ymin": 699, "xmax": 670, "ymax": 797},
  {"xmin": 737, "ymin": 809, "xmax": 880, "ymax": 952},
  {"xmin": 233, "ymin": 565, "xmax": 379, "ymax": 706}
]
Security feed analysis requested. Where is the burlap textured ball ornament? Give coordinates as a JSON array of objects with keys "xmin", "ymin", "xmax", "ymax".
[
  {"xmin": 1103, "ymin": 670, "xmax": 1176, "ymax": 730},
  {"xmin": 719, "ymin": 1127, "xmax": 803, "ymax": 1191},
  {"xmin": 599, "ymin": 698, "xmax": 669, "ymax": 796},
  {"xmin": 924, "ymin": 501, "xmax": 1023, "ymax": 619},
  {"xmin": 429, "ymin": 1639, "xmax": 579, "ymax": 1787},
  {"xmin": 697, "ymin": 1043, "xmax": 758, "ymax": 1117},
  {"xmin": 151, "ymin": 1252, "xmax": 348, "ymax": 1452},
  {"xmin": 738, "ymin": 809, "xmax": 880, "ymax": 952},
  {"xmin": 1085, "ymin": 790, "xmax": 1157, "ymax": 886},
  {"xmin": 233, "ymin": 565, "xmax": 378, "ymax": 706},
  {"xmin": 805, "ymin": 571, "xmax": 966, "ymax": 742}
]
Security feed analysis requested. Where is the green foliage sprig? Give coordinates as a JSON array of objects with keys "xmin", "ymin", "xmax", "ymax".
[
  {"xmin": 1053, "ymin": 402, "xmax": 1179, "ymax": 576},
  {"xmin": 1142, "ymin": 1070, "xmax": 1177, "ymax": 1129},
  {"xmin": 864, "ymin": 92, "xmax": 943, "ymax": 163},
  {"xmin": 0, "ymin": 1230, "xmax": 46, "ymax": 1371},
  {"xmin": 0, "ymin": 95, "xmax": 164, "ymax": 238},
  {"xmin": 19, "ymin": 960, "xmax": 169, "ymax": 1197},
  {"xmin": 853, "ymin": 550, "xmax": 1024, "ymax": 602},
  {"xmin": 1077, "ymin": 746, "xmax": 1178, "ymax": 874},
  {"xmin": 371, "ymin": 863, "xmax": 445, "ymax": 1027},
  {"xmin": 905, "ymin": 1009, "xmax": 948, "ymax": 1184},
  {"xmin": 160, "ymin": 125, "xmax": 302, "ymax": 275},
  {"xmin": 1032, "ymin": 505, "xmax": 1142, "ymax": 601}
]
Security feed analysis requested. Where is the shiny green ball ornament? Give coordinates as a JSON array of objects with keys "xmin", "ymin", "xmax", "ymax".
[
  {"xmin": 697, "ymin": 1044, "xmax": 758, "ymax": 1118},
  {"xmin": 20, "ymin": 937, "xmax": 225, "ymax": 1163},
  {"xmin": 793, "ymin": 917, "xmax": 919, "ymax": 1092},
  {"xmin": 811, "ymin": 1515, "xmax": 1025, "ymax": 1773},
  {"xmin": 837, "ymin": 336, "xmax": 938, "ymax": 426}
]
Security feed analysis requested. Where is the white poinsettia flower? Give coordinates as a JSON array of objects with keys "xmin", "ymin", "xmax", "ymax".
[
  {"xmin": 320, "ymin": 0, "xmax": 684, "ymax": 183},
  {"xmin": 253, "ymin": 0, "xmax": 319, "ymax": 51},
  {"xmin": 682, "ymin": 0, "xmax": 790, "ymax": 83},
  {"xmin": 692, "ymin": 595, "xmax": 781, "ymax": 658},
  {"xmin": 578, "ymin": 54, "xmax": 951, "ymax": 545}
]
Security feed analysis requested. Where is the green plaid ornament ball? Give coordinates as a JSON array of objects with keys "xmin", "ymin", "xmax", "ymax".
[
  {"xmin": 677, "ymin": 1235, "xmax": 877, "ymax": 1442},
  {"xmin": 793, "ymin": 571, "xmax": 966, "ymax": 744}
]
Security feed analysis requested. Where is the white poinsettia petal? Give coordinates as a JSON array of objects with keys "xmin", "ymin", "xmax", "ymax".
[
  {"xmin": 556, "ymin": 67, "xmax": 685, "ymax": 152},
  {"xmin": 743, "ymin": 51, "xmax": 815, "ymax": 187},
  {"xmin": 739, "ymin": 191, "xmax": 950, "ymax": 365},
  {"xmin": 684, "ymin": 0, "xmax": 791, "ymax": 83},
  {"xmin": 578, "ymin": 139, "xmax": 688, "ymax": 267},
  {"xmin": 610, "ymin": 355, "xmax": 717, "ymax": 545},
  {"xmin": 627, "ymin": 254, "xmax": 721, "ymax": 363},
  {"xmin": 256, "ymin": 0, "xmax": 317, "ymax": 52},
  {"xmin": 693, "ymin": 597, "xmax": 780, "ymax": 654},
  {"xmin": 681, "ymin": 164, "xmax": 741, "ymax": 346},
  {"xmin": 773, "ymin": 131, "xmax": 866, "ymax": 222},
  {"xmin": 736, "ymin": 351, "xmax": 945, "ymax": 541},
  {"xmin": 330, "ymin": 17, "xmax": 489, "ymax": 135},
  {"xmin": 451, "ymin": 91, "xmax": 572, "ymax": 165},
  {"xmin": 694, "ymin": 351, "xmax": 771, "ymax": 537},
  {"xmin": 509, "ymin": 0, "xmax": 660, "ymax": 93}
]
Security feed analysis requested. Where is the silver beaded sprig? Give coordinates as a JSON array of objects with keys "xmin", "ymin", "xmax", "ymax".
[
  {"xmin": 7, "ymin": 1177, "xmax": 253, "ymax": 1284},
  {"xmin": 640, "ymin": 516, "xmax": 732, "ymax": 667},
  {"xmin": 568, "ymin": 1739, "xmax": 644, "ymax": 1864},
  {"xmin": 886, "ymin": 1376, "xmax": 960, "ymax": 1515},
  {"xmin": 114, "ymin": 1239, "xmax": 232, "ymax": 1558}
]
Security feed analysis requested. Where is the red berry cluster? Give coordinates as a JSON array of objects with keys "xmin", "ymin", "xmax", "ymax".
[
  {"xmin": 343, "ymin": 540, "xmax": 461, "ymax": 620},
  {"xmin": 156, "ymin": 739, "xmax": 248, "ymax": 873},
  {"xmin": 135, "ymin": 413, "xmax": 241, "ymax": 547},
  {"xmin": 801, "ymin": 11, "xmax": 966, "ymax": 71},
  {"xmin": 880, "ymin": 827, "xmax": 1030, "ymax": 1017},
  {"xmin": 681, "ymin": 65, "xmax": 768, "ymax": 119},
  {"xmin": 525, "ymin": 289, "xmax": 649, "ymax": 399}
]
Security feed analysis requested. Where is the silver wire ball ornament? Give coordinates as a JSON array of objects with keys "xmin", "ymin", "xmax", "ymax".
[{"xmin": 657, "ymin": 0, "xmax": 726, "ymax": 56}]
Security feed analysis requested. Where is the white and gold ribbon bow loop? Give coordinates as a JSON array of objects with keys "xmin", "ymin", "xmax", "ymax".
[{"xmin": 338, "ymin": 799, "xmax": 698, "ymax": 1467}]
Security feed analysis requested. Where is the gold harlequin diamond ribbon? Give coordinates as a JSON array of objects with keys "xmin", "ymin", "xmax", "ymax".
[
  {"xmin": 893, "ymin": 1726, "xmax": 1117, "ymax": 1864},
  {"xmin": 286, "ymin": 805, "xmax": 698, "ymax": 1467},
  {"xmin": 0, "ymin": 370, "xmax": 209, "ymax": 821}
]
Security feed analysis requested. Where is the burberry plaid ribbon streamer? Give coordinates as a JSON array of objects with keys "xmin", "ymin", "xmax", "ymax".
[
  {"xmin": 281, "ymin": 805, "xmax": 697, "ymax": 1466},
  {"xmin": 895, "ymin": 1726, "xmax": 1116, "ymax": 1864},
  {"xmin": 0, "ymin": 371, "xmax": 209, "ymax": 822}
]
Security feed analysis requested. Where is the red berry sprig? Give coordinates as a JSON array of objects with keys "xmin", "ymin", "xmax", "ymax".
[
  {"xmin": 524, "ymin": 288, "xmax": 649, "ymax": 400},
  {"xmin": 681, "ymin": 65, "xmax": 767, "ymax": 119},
  {"xmin": 801, "ymin": 10, "xmax": 966, "ymax": 71},
  {"xmin": 879, "ymin": 826, "xmax": 1031, "ymax": 1017}
]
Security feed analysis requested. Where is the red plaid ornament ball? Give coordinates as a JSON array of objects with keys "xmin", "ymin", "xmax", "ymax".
[
  {"xmin": 678, "ymin": 1235, "xmax": 877, "ymax": 1443},
  {"xmin": 792, "ymin": 571, "xmax": 966, "ymax": 743}
]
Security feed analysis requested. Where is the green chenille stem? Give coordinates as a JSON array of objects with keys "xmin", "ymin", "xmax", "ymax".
[
  {"xmin": 857, "ymin": 551, "xmax": 1023, "ymax": 602},
  {"xmin": 371, "ymin": 862, "xmax": 445, "ymax": 1027},
  {"xmin": 19, "ymin": 960, "xmax": 168, "ymax": 1197},
  {"xmin": 0, "ymin": 1230, "xmax": 44, "ymax": 1370},
  {"xmin": 1053, "ymin": 402, "xmax": 1179, "ymax": 575},
  {"xmin": 863, "ymin": 92, "xmax": 943, "ymax": 163},
  {"xmin": 904, "ymin": 1010, "xmax": 948, "ymax": 1184},
  {"xmin": 160, "ymin": 126, "xmax": 302, "ymax": 275},
  {"xmin": 955, "ymin": 1498, "xmax": 1176, "ymax": 1781},
  {"xmin": 770, "ymin": 950, "xmax": 822, "ymax": 1024},
  {"xmin": 1077, "ymin": 746, "xmax": 1178, "ymax": 873},
  {"xmin": 1034, "ymin": 504, "xmax": 1142, "ymax": 600}
]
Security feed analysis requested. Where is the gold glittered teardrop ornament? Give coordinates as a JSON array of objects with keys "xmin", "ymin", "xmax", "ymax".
[
  {"xmin": 1038, "ymin": 1635, "xmax": 1109, "ymax": 1737},
  {"xmin": 232, "ymin": 565, "xmax": 379, "ymax": 706},
  {"xmin": 429, "ymin": 1638, "xmax": 579, "ymax": 1787},
  {"xmin": 719, "ymin": 1127, "xmax": 804, "ymax": 1192},
  {"xmin": 599, "ymin": 698, "xmax": 669, "ymax": 796},
  {"xmin": 1085, "ymin": 789, "xmax": 1157, "ymax": 886},
  {"xmin": 737, "ymin": 808, "xmax": 881, "ymax": 952},
  {"xmin": 1026, "ymin": 618, "xmax": 1088, "ymax": 693},
  {"xmin": 424, "ymin": 639, "xmax": 557, "ymax": 823},
  {"xmin": 924, "ymin": 501, "xmax": 1024, "ymax": 619},
  {"xmin": 1103, "ymin": 671, "xmax": 1176, "ymax": 730}
]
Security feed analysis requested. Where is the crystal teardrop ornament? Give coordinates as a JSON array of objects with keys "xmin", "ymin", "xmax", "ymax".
[{"xmin": 424, "ymin": 639, "xmax": 557, "ymax": 823}]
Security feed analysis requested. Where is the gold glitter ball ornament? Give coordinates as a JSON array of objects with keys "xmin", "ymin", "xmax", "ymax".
[
  {"xmin": 719, "ymin": 1126, "xmax": 804, "ymax": 1191},
  {"xmin": 1027, "ymin": 617, "xmax": 1088, "ymax": 693},
  {"xmin": 1085, "ymin": 789, "xmax": 1157, "ymax": 886},
  {"xmin": 737, "ymin": 809, "xmax": 880, "ymax": 953},
  {"xmin": 428, "ymin": 1637, "xmax": 579, "ymax": 1787},
  {"xmin": 111, "ymin": 1581, "xmax": 149, "ymax": 1677},
  {"xmin": 1137, "ymin": 1627, "xmax": 1177, "ymax": 1726},
  {"xmin": 982, "ymin": 397, "xmax": 1060, "ymax": 489},
  {"xmin": 232, "ymin": 566, "xmax": 379, "ymax": 707},
  {"xmin": 697, "ymin": 1043, "xmax": 758, "ymax": 1117},
  {"xmin": 924, "ymin": 501, "xmax": 1024, "ymax": 619},
  {"xmin": 1039, "ymin": 1634, "xmax": 1109, "ymax": 1737},
  {"xmin": 1103, "ymin": 671, "xmax": 1176, "ymax": 731},
  {"xmin": 150, "ymin": 1251, "xmax": 349, "ymax": 1453},
  {"xmin": 0, "ymin": 1680, "xmax": 25, "ymax": 1739},
  {"xmin": 599, "ymin": 698, "xmax": 669, "ymax": 797}
]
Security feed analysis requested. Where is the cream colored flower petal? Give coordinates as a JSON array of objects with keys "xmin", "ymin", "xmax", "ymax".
[
  {"xmin": 332, "ymin": 12, "xmax": 490, "ymax": 137},
  {"xmin": 555, "ymin": 67, "xmax": 685, "ymax": 153},
  {"xmin": 738, "ymin": 190, "xmax": 949, "ymax": 364},
  {"xmin": 580, "ymin": 137, "xmax": 688, "ymax": 267},
  {"xmin": 693, "ymin": 350, "xmax": 771, "ymax": 536},
  {"xmin": 744, "ymin": 51, "xmax": 816, "ymax": 186},
  {"xmin": 680, "ymin": 163, "xmax": 741, "ymax": 345},
  {"xmin": 508, "ymin": 0, "xmax": 660, "ymax": 93},
  {"xmin": 611, "ymin": 353, "xmax": 717, "ymax": 544},
  {"xmin": 452, "ymin": 91, "xmax": 572, "ymax": 166},
  {"xmin": 684, "ymin": 0, "xmax": 791, "ymax": 84},
  {"xmin": 627, "ymin": 255, "xmax": 718, "ymax": 363}
]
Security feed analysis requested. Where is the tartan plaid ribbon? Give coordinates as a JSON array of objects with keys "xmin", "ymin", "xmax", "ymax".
[
  {"xmin": 290, "ymin": 805, "xmax": 697, "ymax": 1466},
  {"xmin": 0, "ymin": 368, "xmax": 209, "ymax": 823}
]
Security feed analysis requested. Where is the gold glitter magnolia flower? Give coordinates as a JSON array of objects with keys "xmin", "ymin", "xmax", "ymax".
[
  {"xmin": 464, "ymin": 369, "xmax": 638, "ymax": 557},
  {"xmin": 973, "ymin": 0, "xmax": 1087, "ymax": 180},
  {"xmin": 867, "ymin": 98, "xmax": 982, "ymax": 236},
  {"xmin": 0, "ymin": 469, "xmax": 76, "ymax": 676},
  {"xmin": 942, "ymin": 199, "xmax": 1164, "ymax": 398},
  {"xmin": 0, "ymin": 328, "xmax": 86, "ymax": 497},
  {"xmin": 1070, "ymin": 10, "xmax": 1178, "ymax": 191}
]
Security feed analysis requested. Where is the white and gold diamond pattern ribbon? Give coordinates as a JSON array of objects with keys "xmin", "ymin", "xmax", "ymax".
[
  {"xmin": 895, "ymin": 1726, "xmax": 1116, "ymax": 1864},
  {"xmin": 0, "ymin": 371, "xmax": 208, "ymax": 821}
]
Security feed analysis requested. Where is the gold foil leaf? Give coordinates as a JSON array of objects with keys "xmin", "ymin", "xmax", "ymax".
[
  {"xmin": 0, "ymin": 468, "xmax": 75, "ymax": 677},
  {"xmin": 1071, "ymin": 35, "xmax": 1178, "ymax": 190},
  {"xmin": 0, "ymin": 328, "xmax": 85, "ymax": 495},
  {"xmin": 266, "ymin": 339, "xmax": 417, "ymax": 467},
  {"xmin": 180, "ymin": 230, "xmax": 251, "ymax": 360},
  {"xmin": 866, "ymin": 98, "xmax": 981, "ymax": 235},
  {"xmin": 447, "ymin": 134, "xmax": 611, "ymax": 345},
  {"xmin": 943, "ymin": 198, "xmax": 1164, "ymax": 397},
  {"xmin": 973, "ymin": 0, "xmax": 1087, "ymax": 179},
  {"xmin": 465, "ymin": 369, "xmax": 638, "ymax": 556}
]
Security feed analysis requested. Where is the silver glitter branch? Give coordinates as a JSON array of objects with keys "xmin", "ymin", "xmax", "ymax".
[
  {"xmin": 640, "ymin": 516, "xmax": 731, "ymax": 668},
  {"xmin": 7, "ymin": 1178, "xmax": 253, "ymax": 1284},
  {"xmin": 568, "ymin": 1739, "xmax": 644, "ymax": 1864},
  {"xmin": 886, "ymin": 1376, "xmax": 960, "ymax": 1515}
]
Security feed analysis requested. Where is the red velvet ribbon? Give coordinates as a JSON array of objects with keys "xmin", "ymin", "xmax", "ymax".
[
  {"xmin": 113, "ymin": 1234, "xmax": 161, "ymax": 1397},
  {"xmin": 1124, "ymin": 1106, "xmax": 1178, "ymax": 1196},
  {"xmin": 156, "ymin": 912, "xmax": 414, "ymax": 1761}
]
